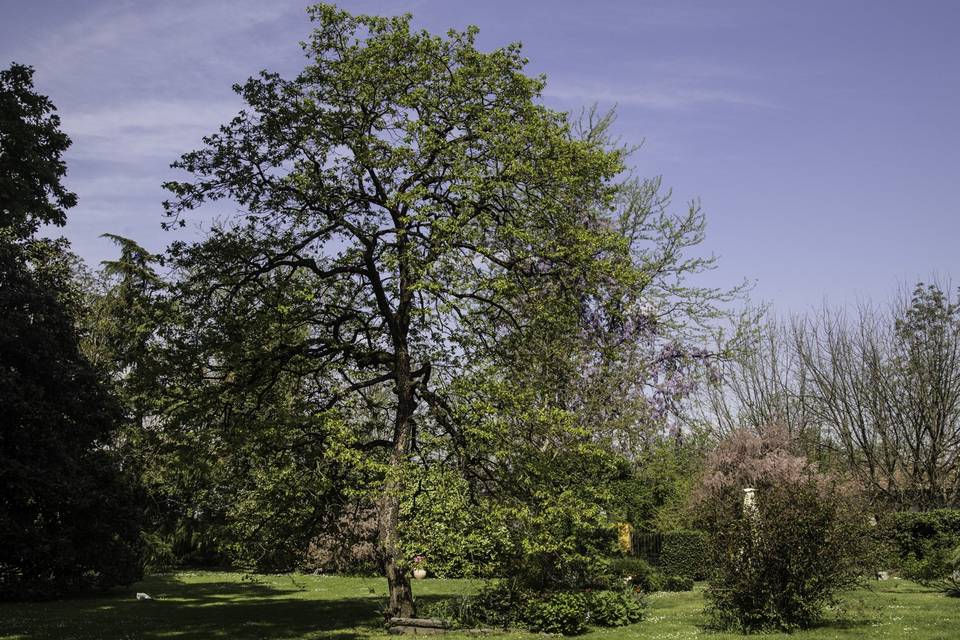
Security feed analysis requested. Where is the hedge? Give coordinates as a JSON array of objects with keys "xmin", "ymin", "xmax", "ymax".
[
  {"xmin": 876, "ymin": 509, "xmax": 960, "ymax": 563},
  {"xmin": 658, "ymin": 529, "xmax": 709, "ymax": 580},
  {"xmin": 662, "ymin": 574, "xmax": 694, "ymax": 591}
]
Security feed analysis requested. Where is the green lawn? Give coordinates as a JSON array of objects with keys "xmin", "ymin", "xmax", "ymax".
[{"xmin": 0, "ymin": 572, "xmax": 955, "ymax": 640}]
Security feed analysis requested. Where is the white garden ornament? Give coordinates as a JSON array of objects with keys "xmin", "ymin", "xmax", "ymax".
[{"xmin": 743, "ymin": 487, "xmax": 757, "ymax": 515}]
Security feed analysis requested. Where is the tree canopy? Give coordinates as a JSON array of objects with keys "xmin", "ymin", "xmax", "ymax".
[
  {"xmin": 160, "ymin": 4, "xmax": 687, "ymax": 616},
  {"xmin": 0, "ymin": 63, "xmax": 76, "ymax": 239},
  {"xmin": 0, "ymin": 63, "xmax": 142, "ymax": 599}
]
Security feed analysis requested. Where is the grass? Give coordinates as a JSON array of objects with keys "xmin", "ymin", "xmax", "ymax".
[{"xmin": 0, "ymin": 572, "xmax": 955, "ymax": 640}]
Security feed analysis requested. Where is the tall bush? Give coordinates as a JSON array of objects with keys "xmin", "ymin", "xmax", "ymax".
[{"xmin": 694, "ymin": 428, "xmax": 871, "ymax": 631}]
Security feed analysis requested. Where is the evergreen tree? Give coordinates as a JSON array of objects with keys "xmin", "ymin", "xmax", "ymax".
[{"xmin": 0, "ymin": 63, "xmax": 142, "ymax": 599}]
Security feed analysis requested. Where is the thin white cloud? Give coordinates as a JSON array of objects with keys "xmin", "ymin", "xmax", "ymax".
[
  {"xmin": 8, "ymin": 0, "xmax": 307, "ymax": 90},
  {"xmin": 62, "ymin": 99, "xmax": 244, "ymax": 161},
  {"xmin": 544, "ymin": 82, "xmax": 772, "ymax": 111},
  {"xmin": 63, "ymin": 173, "xmax": 163, "ymax": 203},
  {"xmin": 1, "ymin": 0, "xmax": 312, "ymax": 266},
  {"xmin": 559, "ymin": 1, "xmax": 743, "ymax": 32}
]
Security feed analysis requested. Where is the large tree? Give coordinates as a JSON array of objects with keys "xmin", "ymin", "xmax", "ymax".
[
  {"xmin": 162, "ymin": 6, "xmax": 628, "ymax": 615},
  {"xmin": 0, "ymin": 63, "xmax": 142, "ymax": 599}
]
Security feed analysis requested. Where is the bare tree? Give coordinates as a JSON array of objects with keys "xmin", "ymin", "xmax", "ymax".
[
  {"xmin": 794, "ymin": 283, "xmax": 960, "ymax": 508},
  {"xmin": 701, "ymin": 316, "xmax": 823, "ymax": 453},
  {"xmin": 702, "ymin": 282, "xmax": 960, "ymax": 510}
]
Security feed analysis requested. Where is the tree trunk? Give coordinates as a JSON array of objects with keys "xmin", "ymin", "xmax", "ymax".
[
  {"xmin": 379, "ymin": 484, "xmax": 415, "ymax": 618},
  {"xmin": 379, "ymin": 346, "xmax": 417, "ymax": 618}
]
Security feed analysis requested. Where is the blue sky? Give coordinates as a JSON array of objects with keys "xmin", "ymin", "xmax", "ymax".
[{"xmin": 2, "ymin": 0, "xmax": 958, "ymax": 313}]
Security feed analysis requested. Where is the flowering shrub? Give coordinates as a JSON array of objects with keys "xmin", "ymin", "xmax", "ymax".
[
  {"xmin": 693, "ymin": 428, "xmax": 872, "ymax": 631},
  {"xmin": 303, "ymin": 507, "xmax": 380, "ymax": 575}
]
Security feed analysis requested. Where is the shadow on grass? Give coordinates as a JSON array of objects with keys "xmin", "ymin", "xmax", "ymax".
[{"xmin": 0, "ymin": 574, "xmax": 392, "ymax": 640}]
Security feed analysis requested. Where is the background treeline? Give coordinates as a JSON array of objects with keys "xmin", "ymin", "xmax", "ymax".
[{"xmin": 704, "ymin": 283, "xmax": 960, "ymax": 511}]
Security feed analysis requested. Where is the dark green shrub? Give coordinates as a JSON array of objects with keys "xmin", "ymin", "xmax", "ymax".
[
  {"xmin": 898, "ymin": 541, "xmax": 960, "ymax": 597},
  {"xmin": 659, "ymin": 530, "xmax": 709, "ymax": 580},
  {"xmin": 662, "ymin": 575, "xmax": 694, "ymax": 591},
  {"xmin": 587, "ymin": 589, "xmax": 646, "ymax": 626},
  {"xmin": 432, "ymin": 581, "xmax": 646, "ymax": 635},
  {"xmin": 522, "ymin": 591, "xmax": 589, "ymax": 635},
  {"xmin": 606, "ymin": 556, "xmax": 661, "ymax": 592},
  {"xmin": 876, "ymin": 509, "xmax": 960, "ymax": 574},
  {"xmin": 902, "ymin": 547, "xmax": 953, "ymax": 584},
  {"xmin": 897, "ymin": 545, "xmax": 960, "ymax": 597},
  {"xmin": 469, "ymin": 582, "xmax": 529, "ymax": 629}
]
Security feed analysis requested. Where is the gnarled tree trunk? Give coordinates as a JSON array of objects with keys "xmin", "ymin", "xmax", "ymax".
[{"xmin": 379, "ymin": 343, "xmax": 417, "ymax": 618}]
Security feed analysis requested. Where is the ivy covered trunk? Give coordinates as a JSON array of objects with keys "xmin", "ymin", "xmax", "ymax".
[
  {"xmin": 380, "ymin": 343, "xmax": 417, "ymax": 618},
  {"xmin": 379, "ymin": 479, "xmax": 415, "ymax": 618}
]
